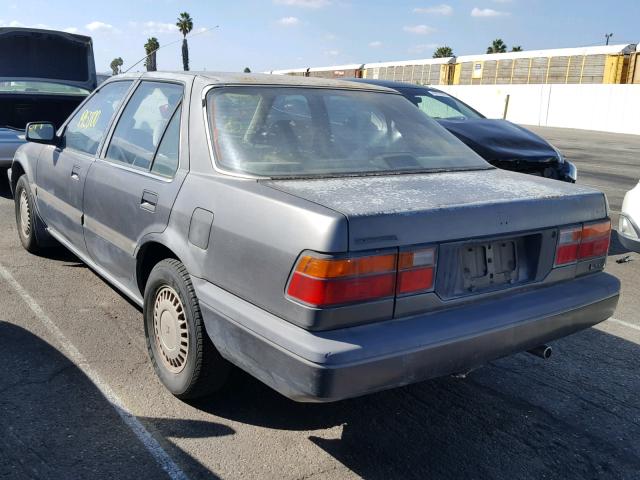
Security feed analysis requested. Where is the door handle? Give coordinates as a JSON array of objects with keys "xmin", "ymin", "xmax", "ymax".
[
  {"xmin": 140, "ymin": 190, "xmax": 158, "ymax": 212},
  {"xmin": 71, "ymin": 165, "xmax": 81, "ymax": 180}
]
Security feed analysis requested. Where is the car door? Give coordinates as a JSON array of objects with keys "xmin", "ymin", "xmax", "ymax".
[
  {"xmin": 35, "ymin": 81, "xmax": 133, "ymax": 253},
  {"xmin": 82, "ymin": 80, "xmax": 187, "ymax": 292}
]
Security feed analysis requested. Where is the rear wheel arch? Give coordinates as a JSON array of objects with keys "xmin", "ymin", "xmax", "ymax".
[{"xmin": 136, "ymin": 241, "xmax": 180, "ymax": 297}]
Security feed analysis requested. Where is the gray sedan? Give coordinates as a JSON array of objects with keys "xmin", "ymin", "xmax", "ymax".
[{"xmin": 11, "ymin": 72, "xmax": 620, "ymax": 402}]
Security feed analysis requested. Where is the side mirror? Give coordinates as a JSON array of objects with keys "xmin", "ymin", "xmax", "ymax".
[{"xmin": 25, "ymin": 122, "xmax": 57, "ymax": 145}]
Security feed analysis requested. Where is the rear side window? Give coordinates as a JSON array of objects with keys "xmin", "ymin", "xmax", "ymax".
[
  {"xmin": 105, "ymin": 81, "xmax": 183, "ymax": 172},
  {"xmin": 64, "ymin": 81, "xmax": 132, "ymax": 155},
  {"xmin": 151, "ymin": 107, "xmax": 181, "ymax": 177}
]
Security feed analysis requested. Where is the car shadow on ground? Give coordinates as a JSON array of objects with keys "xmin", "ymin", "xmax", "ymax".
[
  {"xmin": 193, "ymin": 326, "xmax": 640, "ymax": 479},
  {"xmin": 0, "ymin": 170, "xmax": 13, "ymax": 199},
  {"xmin": 609, "ymin": 230, "xmax": 631, "ymax": 256},
  {"xmin": 0, "ymin": 321, "xmax": 232, "ymax": 480}
]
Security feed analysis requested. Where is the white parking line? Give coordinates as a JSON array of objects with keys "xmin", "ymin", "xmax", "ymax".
[
  {"xmin": 608, "ymin": 317, "xmax": 640, "ymax": 332},
  {"xmin": 0, "ymin": 264, "xmax": 189, "ymax": 480}
]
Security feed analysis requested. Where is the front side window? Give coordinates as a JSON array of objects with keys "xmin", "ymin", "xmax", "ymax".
[
  {"xmin": 64, "ymin": 81, "xmax": 132, "ymax": 155},
  {"xmin": 206, "ymin": 86, "xmax": 488, "ymax": 177},
  {"xmin": 106, "ymin": 81, "xmax": 183, "ymax": 171}
]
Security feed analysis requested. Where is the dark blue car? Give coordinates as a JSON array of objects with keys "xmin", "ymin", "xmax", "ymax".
[{"xmin": 353, "ymin": 79, "xmax": 577, "ymax": 183}]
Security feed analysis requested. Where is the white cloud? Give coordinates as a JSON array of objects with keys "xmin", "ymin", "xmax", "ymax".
[
  {"xmin": 85, "ymin": 21, "xmax": 114, "ymax": 32},
  {"xmin": 403, "ymin": 24, "xmax": 436, "ymax": 35},
  {"xmin": 492, "ymin": 0, "xmax": 512, "ymax": 3},
  {"xmin": 324, "ymin": 33, "xmax": 337, "ymax": 41},
  {"xmin": 0, "ymin": 19, "xmax": 51, "ymax": 29},
  {"xmin": 413, "ymin": 4, "xmax": 453, "ymax": 15},
  {"xmin": 325, "ymin": 49, "xmax": 340, "ymax": 56},
  {"xmin": 471, "ymin": 7, "xmax": 509, "ymax": 17},
  {"xmin": 369, "ymin": 40, "xmax": 383, "ymax": 48},
  {"xmin": 135, "ymin": 21, "xmax": 178, "ymax": 34},
  {"xmin": 63, "ymin": 27, "xmax": 79, "ymax": 33},
  {"xmin": 277, "ymin": 16, "xmax": 300, "ymax": 25},
  {"xmin": 274, "ymin": 0, "xmax": 331, "ymax": 7},
  {"xmin": 408, "ymin": 43, "xmax": 438, "ymax": 54}
]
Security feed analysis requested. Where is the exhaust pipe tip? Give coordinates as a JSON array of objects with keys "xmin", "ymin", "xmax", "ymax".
[{"xmin": 527, "ymin": 345, "xmax": 552, "ymax": 360}]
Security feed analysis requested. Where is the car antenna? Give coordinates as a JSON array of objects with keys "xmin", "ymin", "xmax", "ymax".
[{"xmin": 122, "ymin": 25, "xmax": 219, "ymax": 74}]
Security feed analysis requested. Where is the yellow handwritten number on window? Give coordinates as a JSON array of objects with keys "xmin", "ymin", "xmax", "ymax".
[{"xmin": 77, "ymin": 110, "xmax": 102, "ymax": 129}]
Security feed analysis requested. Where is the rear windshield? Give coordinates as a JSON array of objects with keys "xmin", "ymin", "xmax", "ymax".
[
  {"xmin": 206, "ymin": 87, "xmax": 489, "ymax": 177},
  {"xmin": 402, "ymin": 88, "xmax": 484, "ymax": 121},
  {"xmin": 0, "ymin": 81, "xmax": 89, "ymax": 95}
]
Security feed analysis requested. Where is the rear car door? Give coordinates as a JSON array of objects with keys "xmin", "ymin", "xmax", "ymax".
[
  {"xmin": 83, "ymin": 80, "xmax": 186, "ymax": 292},
  {"xmin": 35, "ymin": 81, "xmax": 133, "ymax": 252}
]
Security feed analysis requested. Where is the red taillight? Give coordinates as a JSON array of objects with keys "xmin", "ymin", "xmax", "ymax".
[
  {"xmin": 555, "ymin": 220, "xmax": 610, "ymax": 266},
  {"xmin": 286, "ymin": 247, "xmax": 437, "ymax": 307},
  {"xmin": 579, "ymin": 220, "xmax": 611, "ymax": 259},
  {"xmin": 397, "ymin": 247, "xmax": 436, "ymax": 295},
  {"xmin": 287, "ymin": 253, "xmax": 397, "ymax": 307}
]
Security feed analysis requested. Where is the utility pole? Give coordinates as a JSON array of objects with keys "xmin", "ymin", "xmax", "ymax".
[{"xmin": 605, "ymin": 33, "xmax": 614, "ymax": 45}]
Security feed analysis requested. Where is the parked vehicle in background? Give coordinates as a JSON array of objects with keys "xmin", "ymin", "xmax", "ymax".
[
  {"xmin": 619, "ymin": 181, "xmax": 640, "ymax": 252},
  {"xmin": 12, "ymin": 72, "xmax": 618, "ymax": 402},
  {"xmin": 352, "ymin": 79, "xmax": 577, "ymax": 182},
  {"xmin": 0, "ymin": 27, "xmax": 96, "ymax": 175}
]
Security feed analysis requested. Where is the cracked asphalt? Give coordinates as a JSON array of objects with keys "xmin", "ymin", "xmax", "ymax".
[{"xmin": 0, "ymin": 126, "xmax": 639, "ymax": 480}]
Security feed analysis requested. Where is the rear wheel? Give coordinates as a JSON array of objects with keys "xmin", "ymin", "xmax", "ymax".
[
  {"xmin": 144, "ymin": 258, "xmax": 230, "ymax": 399},
  {"xmin": 14, "ymin": 175, "xmax": 50, "ymax": 254}
]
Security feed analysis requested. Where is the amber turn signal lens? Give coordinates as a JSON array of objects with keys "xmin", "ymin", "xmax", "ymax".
[{"xmin": 295, "ymin": 254, "xmax": 397, "ymax": 279}]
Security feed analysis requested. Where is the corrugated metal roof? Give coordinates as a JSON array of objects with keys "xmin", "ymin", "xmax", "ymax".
[
  {"xmin": 270, "ymin": 68, "xmax": 308, "ymax": 74},
  {"xmin": 307, "ymin": 64, "xmax": 364, "ymax": 72},
  {"xmin": 455, "ymin": 44, "xmax": 636, "ymax": 63},
  {"xmin": 363, "ymin": 57, "xmax": 454, "ymax": 68}
]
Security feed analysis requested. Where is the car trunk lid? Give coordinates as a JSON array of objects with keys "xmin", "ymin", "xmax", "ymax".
[
  {"xmin": 264, "ymin": 168, "xmax": 607, "ymax": 251},
  {"xmin": 0, "ymin": 27, "xmax": 96, "ymax": 92}
]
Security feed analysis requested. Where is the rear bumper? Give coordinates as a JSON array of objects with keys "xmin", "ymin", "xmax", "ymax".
[{"xmin": 195, "ymin": 272, "xmax": 619, "ymax": 402}]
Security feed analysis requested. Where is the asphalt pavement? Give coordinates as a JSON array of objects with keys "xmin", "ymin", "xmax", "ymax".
[{"xmin": 0, "ymin": 126, "xmax": 639, "ymax": 480}]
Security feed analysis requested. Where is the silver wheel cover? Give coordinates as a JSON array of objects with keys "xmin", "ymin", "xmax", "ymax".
[
  {"xmin": 19, "ymin": 189, "xmax": 31, "ymax": 239},
  {"xmin": 153, "ymin": 286, "xmax": 189, "ymax": 373}
]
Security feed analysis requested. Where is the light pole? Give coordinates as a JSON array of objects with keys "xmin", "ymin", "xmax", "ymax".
[{"xmin": 605, "ymin": 33, "xmax": 614, "ymax": 45}]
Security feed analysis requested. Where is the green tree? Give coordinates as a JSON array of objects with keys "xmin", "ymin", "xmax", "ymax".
[
  {"xmin": 109, "ymin": 57, "xmax": 123, "ymax": 75},
  {"xmin": 432, "ymin": 46, "xmax": 454, "ymax": 58},
  {"xmin": 243, "ymin": 67, "xmax": 251, "ymax": 73},
  {"xmin": 176, "ymin": 12, "xmax": 194, "ymax": 71},
  {"xmin": 144, "ymin": 37, "xmax": 160, "ymax": 71},
  {"xmin": 486, "ymin": 38, "xmax": 507, "ymax": 54},
  {"xmin": 511, "ymin": 45, "xmax": 523, "ymax": 52}
]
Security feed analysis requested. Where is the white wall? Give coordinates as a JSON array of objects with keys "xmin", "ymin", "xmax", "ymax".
[{"xmin": 437, "ymin": 84, "xmax": 640, "ymax": 135}]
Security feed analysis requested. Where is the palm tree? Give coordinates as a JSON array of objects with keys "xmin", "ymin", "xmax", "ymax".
[
  {"xmin": 486, "ymin": 39, "xmax": 507, "ymax": 54},
  {"xmin": 176, "ymin": 12, "xmax": 194, "ymax": 71},
  {"xmin": 511, "ymin": 45, "xmax": 523, "ymax": 52},
  {"xmin": 432, "ymin": 46, "xmax": 454, "ymax": 58},
  {"xmin": 144, "ymin": 37, "xmax": 160, "ymax": 71},
  {"xmin": 109, "ymin": 57, "xmax": 123, "ymax": 75}
]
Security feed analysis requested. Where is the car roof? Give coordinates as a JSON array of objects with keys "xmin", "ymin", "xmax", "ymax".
[
  {"xmin": 106, "ymin": 71, "xmax": 396, "ymax": 92},
  {"xmin": 350, "ymin": 78, "xmax": 441, "ymax": 92}
]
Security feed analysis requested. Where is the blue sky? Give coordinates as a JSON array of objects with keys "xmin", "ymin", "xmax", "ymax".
[{"xmin": 1, "ymin": 0, "xmax": 638, "ymax": 73}]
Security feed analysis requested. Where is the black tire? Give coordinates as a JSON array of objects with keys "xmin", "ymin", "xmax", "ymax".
[
  {"xmin": 144, "ymin": 258, "xmax": 230, "ymax": 399},
  {"xmin": 14, "ymin": 175, "xmax": 51, "ymax": 254}
]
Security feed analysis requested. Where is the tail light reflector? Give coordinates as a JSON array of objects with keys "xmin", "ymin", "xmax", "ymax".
[
  {"xmin": 579, "ymin": 220, "xmax": 611, "ymax": 259},
  {"xmin": 287, "ymin": 253, "xmax": 397, "ymax": 307},
  {"xmin": 555, "ymin": 226, "xmax": 581, "ymax": 265},
  {"xmin": 397, "ymin": 247, "xmax": 436, "ymax": 294},
  {"xmin": 555, "ymin": 220, "xmax": 611, "ymax": 266}
]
